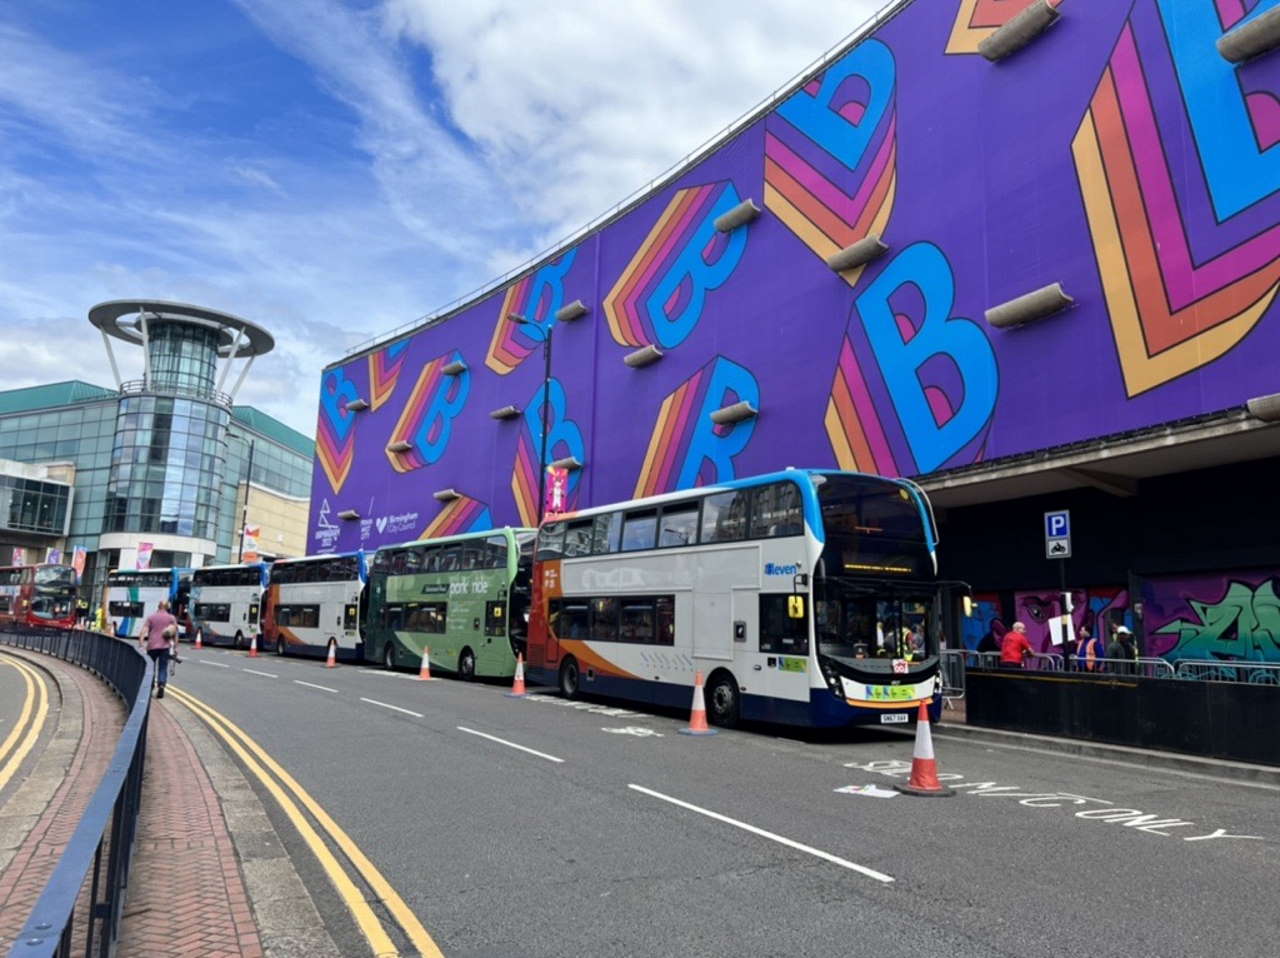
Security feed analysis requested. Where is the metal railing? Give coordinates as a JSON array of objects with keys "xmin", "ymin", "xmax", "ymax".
[
  {"xmin": 339, "ymin": 0, "xmax": 915, "ymax": 361},
  {"xmin": 1174, "ymin": 659, "xmax": 1280, "ymax": 684},
  {"xmin": 2, "ymin": 626, "xmax": 152, "ymax": 958},
  {"xmin": 118, "ymin": 379, "xmax": 233, "ymax": 409},
  {"xmin": 938, "ymin": 649, "xmax": 966, "ymax": 703}
]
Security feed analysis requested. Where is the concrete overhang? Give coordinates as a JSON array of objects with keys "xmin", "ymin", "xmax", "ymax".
[{"xmin": 918, "ymin": 408, "xmax": 1280, "ymax": 509}]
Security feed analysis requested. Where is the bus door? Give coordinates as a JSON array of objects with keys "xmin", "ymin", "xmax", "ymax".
[
  {"xmin": 693, "ymin": 592, "xmax": 733, "ymax": 661},
  {"xmin": 754, "ymin": 592, "xmax": 814, "ymax": 718}
]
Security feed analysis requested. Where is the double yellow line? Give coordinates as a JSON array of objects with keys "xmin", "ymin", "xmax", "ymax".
[
  {"xmin": 0, "ymin": 653, "xmax": 50, "ymax": 793},
  {"xmin": 167, "ymin": 687, "xmax": 443, "ymax": 958}
]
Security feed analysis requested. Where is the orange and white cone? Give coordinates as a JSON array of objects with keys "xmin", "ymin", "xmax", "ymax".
[
  {"xmin": 418, "ymin": 646, "xmax": 432, "ymax": 681},
  {"xmin": 893, "ymin": 701, "xmax": 954, "ymax": 797},
  {"xmin": 678, "ymin": 671, "xmax": 718, "ymax": 736},
  {"xmin": 248, "ymin": 633, "xmax": 259, "ymax": 658},
  {"xmin": 505, "ymin": 653, "xmax": 527, "ymax": 697},
  {"xmin": 325, "ymin": 640, "xmax": 337, "ymax": 669},
  {"xmin": 194, "ymin": 629, "xmax": 203, "ymax": 650}
]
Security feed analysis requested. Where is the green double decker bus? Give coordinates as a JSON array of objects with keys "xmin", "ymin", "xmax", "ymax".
[{"xmin": 365, "ymin": 527, "xmax": 537, "ymax": 679}]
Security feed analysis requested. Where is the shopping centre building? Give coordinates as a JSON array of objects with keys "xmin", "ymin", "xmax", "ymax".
[
  {"xmin": 307, "ymin": 1, "xmax": 1280, "ymax": 662},
  {"xmin": 0, "ymin": 301, "xmax": 312, "ymax": 600}
]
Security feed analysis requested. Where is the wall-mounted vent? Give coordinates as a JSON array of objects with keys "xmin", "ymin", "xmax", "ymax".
[
  {"xmin": 1218, "ymin": 7, "xmax": 1280, "ymax": 62},
  {"xmin": 713, "ymin": 199, "xmax": 762, "ymax": 233},
  {"xmin": 623, "ymin": 344, "xmax": 664, "ymax": 368},
  {"xmin": 344, "ymin": 397, "xmax": 370, "ymax": 412},
  {"xmin": 489, "ymin": 405, "xmax": 521, "ymax": 420},
  {"xmin": 386, "ymin": 439, "xmax": 413, "ymax": 453},
  {"xmin": 985, "ymin": 283, "xmax": 1074, "ymax": 329},
  {"xmin": 441, "ymin": 359, "xmax": 468, "ymax": 376},
  {"xmin": 978, "ymin": 0, "xmax": 1062, "ymax": 62},
  {"xmin": 1246, "ymin": 393, "xmax": 1280, "ymax": 423},
  {"xmin": 548, "ymin": 455, "xmax": 583, "ymax": 472},
  {"xmin": 433, "ymin": 488, "xmax": 461, "ymax": 502},
  {"xmin": 337, "ymin": 508, "xmax": 360, "ymax": 521},
  {"xmin": 555, "ymin": 300, "xmax": 589, "ymax": 323},
  {"xmin": 709, "ymin": 401, "xmax": 758, "ymax": 425},
  {"xmin": 825, "ymin": 235, "xmax": 889, "ymax": 273}
]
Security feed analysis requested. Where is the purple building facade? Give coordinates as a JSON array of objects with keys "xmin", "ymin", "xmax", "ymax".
[{"xmin": 311, "ymin": 0, "xmax": 1280, "ymax": 662}]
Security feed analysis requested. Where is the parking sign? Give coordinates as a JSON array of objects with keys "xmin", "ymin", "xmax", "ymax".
[{"xmin": 1044, "ymin": 510, "xmax": 1071, "ymax": 559}]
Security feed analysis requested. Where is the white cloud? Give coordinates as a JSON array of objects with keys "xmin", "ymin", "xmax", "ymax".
[{"xmin": 0, "ymin": 2, "xmax": 884, "ymax": 436}]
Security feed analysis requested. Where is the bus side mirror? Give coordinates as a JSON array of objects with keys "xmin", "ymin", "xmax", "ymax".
[{"xmin": 788, "ymin": 595, "xmax": 805, "ymax": 619}]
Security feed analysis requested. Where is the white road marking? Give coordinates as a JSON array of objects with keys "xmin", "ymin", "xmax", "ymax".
[
  {"xmin": 456, "ymin": 726, "xmax": 565, "ymax": 763},
  {"xmin": 360, "ymin": 697, "xmax": 423, "ymax": 718},
  {"xmin": 242, "ymin": 668, "xmax": 279, "ymax": 679},
  {"xmin": 358, "ymin": 669, "xmax": 415, "ymax": 679},
  {"xmin": 294, "ymin": 680, "xmax": 339, "ymax": 693},
  {"xmin": 199, "ymin": 660, "xmax": 231, "ymax": 669},
  {"xmin": 627, "ymin": 784, "xmax": 894, "ymax": 884}
]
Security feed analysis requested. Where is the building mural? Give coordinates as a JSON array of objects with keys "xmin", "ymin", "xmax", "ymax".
[
  {"xmin": 309, "ymin": 0, "xmax": 1280, "ymax": 557},
  {"xmin": 1142, "ymin": 569, "xmax": 1280, "ymax": 663},
  {"xmin": 961, "ymin": 586, "xmax": 1132, "ymax": 655}
]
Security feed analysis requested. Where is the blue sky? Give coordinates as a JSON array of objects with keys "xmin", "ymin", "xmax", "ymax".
[{"xmin": 0, "ymin": 0, "xmax": 880, "ymax": 435}]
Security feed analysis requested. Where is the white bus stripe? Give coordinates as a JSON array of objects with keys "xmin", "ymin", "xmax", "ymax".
[
  {"xmin": 360, "ymin": 697, "xmax": 423, "ymax": 718},
  {"xmin": 294, "ymin": 680, "xmax": 339, "ymax": 693},
  {"xmin": 627, "ymin": 784, "xmax": 894, "ymax": 884},
  {"xmin": 456, "ymin": 726, "xmax": 565, "ymax": 764}
]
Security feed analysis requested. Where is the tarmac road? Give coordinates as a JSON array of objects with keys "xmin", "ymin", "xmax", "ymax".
[{"xmin": 170, "ymin": 647, "xmax": 1279, "ymax": 958}]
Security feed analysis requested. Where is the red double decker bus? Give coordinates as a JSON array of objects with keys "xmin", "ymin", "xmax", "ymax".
[{"xmin": 0, "ymin": 564, "xmax": 79, "ymax": 629}]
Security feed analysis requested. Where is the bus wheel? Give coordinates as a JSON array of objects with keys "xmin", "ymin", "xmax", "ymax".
[
  {"xmin": 234, "ymin": 631, "xmax": 244, "ymax": 650},
  {"xmin": 458, "ymin": 648, "xmax": 476, "ymax": 681},
  {"xmin": 275, "ymin": 636, "xmax": 285, "ymax": 657},
  {"xmin": 706, "ymin": 671, "xmax": 740, "ymax": 729},
  {"xmin": 383, "ymin": 642, "xmax": 396, "ymax": 671},
  {"xmin": 558, "ymin": 657, "xmax": 580, "ymax": 700}
]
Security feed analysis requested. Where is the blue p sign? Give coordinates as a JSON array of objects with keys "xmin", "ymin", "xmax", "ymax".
[{"xmin": 1045, "ymin": 511, "xmax": 1070, "ymax": 538}]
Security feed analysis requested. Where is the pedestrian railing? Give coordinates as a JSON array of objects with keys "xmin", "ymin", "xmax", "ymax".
[
  {"xmin": 1065, "ymin": 656, "xmax": 1175, "ymax": 679},
  {"xmin": 1027, "ymin": 652, "xmax": 1063, "ymax": 671},
  {"xmin": 1, "ymin": 625, "xmax": 152, "ymax": 958},
  {"xmin": 1174, "ymin": 659, "xmax": 1280, "ymax": 685},
  {"xmin": 938, "ymin": 649, "xmax": 966, "ymax": 704}
]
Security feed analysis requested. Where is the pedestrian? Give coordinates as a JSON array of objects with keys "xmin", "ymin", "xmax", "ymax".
[
  {"xmin": 138, "ymin": 599, "xmax": 179, "ymax": 698},
  {"xmin": 1081, "ymin": 629, "xmax": 1102, "ymax": 672},
  {"xmin": 1107, "ymin": 625, "xmax": 1136, "ymax": 675},
  {"xmin": 1000, "ymin": 621, "xmax": 1033, "ymax": 669}
]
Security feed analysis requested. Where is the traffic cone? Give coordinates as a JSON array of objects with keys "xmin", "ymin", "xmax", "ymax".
[
  {"xmin": 325, "ymin": 640, "xmax": 337, "ymax": 669},
  {"xmin": 505, "ymin": 653, "xmax": 527, "ymax": 697},
  {"xmin": 893, "ymin": 701, "xmax": 955, "ymax": 797},
  {"xmin": 248, "ymin": 633, "xmax": 259, "ymax": 658},
  {"xmin": 194, "ymin": 629, "xmax": 203, "ymax": 650},
  {"xmin": 418, "ymin": 646, "xmax": 432, "ymax": 681},
  {"xmin": 677, "ymin": 671, "xmax": 718, "ymax": 736}
]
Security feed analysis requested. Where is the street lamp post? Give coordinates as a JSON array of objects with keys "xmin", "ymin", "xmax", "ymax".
[
  {"xmin": 236, "ymin": 437, "xmax": 256, "ymax": 562},
  {"xmin": 507, "ymin": 314, "xmax": 552, "ymax": 523}
]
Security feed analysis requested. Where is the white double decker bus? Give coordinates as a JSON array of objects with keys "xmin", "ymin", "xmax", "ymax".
[
  {"xmin": 105, "ymin": 568, "xmax": 191, "ymax": 639},
  {"xmin": 190, "ymin": 563, "xmax": 269, "ymax": 648},
  {"xmin": 263, "ymin": 552, "xmax": 367, "ymax": 660},
  {"xmin": 526, "ymin": 469, "xmax": 965, "ymax": 728}
]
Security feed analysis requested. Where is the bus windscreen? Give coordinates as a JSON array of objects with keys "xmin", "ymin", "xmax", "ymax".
[{"xmin": 816, "ymin": 476, "xmax": 930, "ymax": 578}]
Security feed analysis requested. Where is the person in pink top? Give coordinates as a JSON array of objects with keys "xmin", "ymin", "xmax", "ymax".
[{"xmin": 139, "ymin": 600, "xmax": 178, "ymax": 698}]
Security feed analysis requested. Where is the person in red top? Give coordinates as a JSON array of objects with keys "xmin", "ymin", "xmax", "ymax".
[
  {"xmin": 1000, "ymin": 621, "xmax": 1033, "ymax": 669},
  {"xmin": 139, "ymin": 600, "xmax": 178, "ymax": 698}
]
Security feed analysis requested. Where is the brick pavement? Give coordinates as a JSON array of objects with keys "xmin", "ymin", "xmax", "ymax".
[
  {"xmin": 0, "ymin": 651, "xmax": 124, "ymax": 953},
  {"xmin": 117, "ymin": 701, "xmax": 264, "ymax": 958}
]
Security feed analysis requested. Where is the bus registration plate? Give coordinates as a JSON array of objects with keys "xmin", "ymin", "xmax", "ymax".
[{"xmin": 879, "ymin": 713, "xmax": 909, "ymax": 724}]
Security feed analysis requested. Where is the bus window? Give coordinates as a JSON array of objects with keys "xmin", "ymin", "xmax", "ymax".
[
  {"xmin": 277, "ymin": 605, "xmax": 320, "ymax": 629},
  {"xmin": 438, "ymin": 546, "xmax": 461, "ymax": 572},
  {"xmin": 563, "ymin": 520, "xmax": 593, "ymax": 558},
  {"xmin": 405, "ymin": 602, "xmax": 448, "ymax": 633},
  {"xmin": 195, "ymin": 603, "xmax": 231, "ymax": 622},
  {"xmin": 620, "ymin": 510, "xmax": 657, "ymax": 551},
  {"xmin": 248, "ymin": 602, "xmax": 260, "ymax": 626},
  {"xmin": 701, "ymin": 490, "xmax": 749, "ymax": 543},
  {"xmin": 402, "ymin": 549, "xmax": 423, "ymax": 574},
  {"xmin": 483, "ymin": 535, "xmax": 508, "ymax": 569},
  {"xmin": 655, "ymin": 596, "xmax": 675, "ymax": 646},
  {"xmin": 537, "ymin": 522, "xmax": 566, "ymax": 561},
  {"xmin": 421, "ymin": 547, "xmax": 441, "ymax": 573},
  {"xmin": 750, "ymin": 483, "xmax": 804, "ymax": 538},
  {"xmin": 591, "ymin": 512, "xmax": 622, "ymax": 554},
  {"xmin": 620, "ymin": 599, "xmax": 655, "ymax": 643},
  {"xmin": 484, "ymin": 601, "xmax": 506, "ymax": 636},
  {"xmin": 759, "ymin": 594, "xmax": 809, "ymax": 655},
  {"xmin": 658, "ymin": 504, "xmax": 699, "ymax": 548},
  {"xmin": 461, "ymin": 544, "xmax": 482, "ymax": 570},
  {"xmin": 590, "ymin": 597, "xmax": 619, "ymax": 641},
  {"xmin": 548, "ymin": 599, "xmax": 588, "ymax": 639}
]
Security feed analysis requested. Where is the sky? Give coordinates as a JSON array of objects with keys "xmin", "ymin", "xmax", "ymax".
[{"xmin": 0, "ymin": 0, "xmax": 883, "ymax": 436}]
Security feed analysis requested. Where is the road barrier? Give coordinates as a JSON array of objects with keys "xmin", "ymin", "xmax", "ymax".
[
  {"xmin": 1174, "ymin": 659, "xmax": 1280, "ymax": 685},
  {"xmin": 1, "ymin": 625, "xmax": 152, "ymax": 958},
  {"xmin": 938, "ymin": 650, "xmax": 966, "ymax": 706}
]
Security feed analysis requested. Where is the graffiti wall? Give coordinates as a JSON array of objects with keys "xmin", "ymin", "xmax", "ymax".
[
  {"xmin": 961, "ymin": 587, "xmax": 1132, "ymax": 655},
  {"xmin": 309, "ymin": 0, "xmax": 1280, "ymax": 554},
  {"xmin": 1142, "ymin": 569, "xmax": 1280, "ymax": 663}
]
